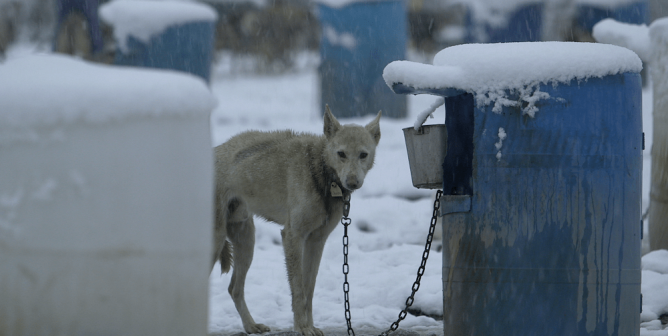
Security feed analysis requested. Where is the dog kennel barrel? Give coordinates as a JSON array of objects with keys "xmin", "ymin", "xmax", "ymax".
[
  {"xmin": 99, "ymin": 0, "xmax": 217, "ymax": 82},
  {"xmin": 316, "ymin": 0, "xmax": 407, "ymax": 118},
  {"xmin": 577, "ymin": 0, "xmax": 649, "ymax": 36},
  {"xmin": 464, "ymin": 1, "xmax": 543, "ymax": 43},
  {"xmin": 0, "ymin": 54, "xmax": 215, "ymax": 336},
  {"xmin": 386, "ymin": 42, "xmax": 643, "ymax": 335}
]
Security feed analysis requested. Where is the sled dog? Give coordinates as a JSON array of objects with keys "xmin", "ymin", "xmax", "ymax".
[{"xmin": 213, "ymin": 106, "xmax": 381, "ymax": 336}]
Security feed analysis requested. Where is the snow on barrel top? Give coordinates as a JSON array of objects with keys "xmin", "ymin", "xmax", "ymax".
[
  {"xmin": 385, "ymin": 42, "xmax": 641, "ymax": 95},
  {"xmin": 314, "ymin": 0, "xmax": 397, "ymax": 8},
  {"xmin": 100, "ymin": 0, "xmax": 218, "ymax": 53},
  {"xmin": 384, "ymin": 42, "xmax": 642, "ymax": 115},
  {"xmin": 0, "ymin": 54, "xmax": 216, "ymax": 128}
]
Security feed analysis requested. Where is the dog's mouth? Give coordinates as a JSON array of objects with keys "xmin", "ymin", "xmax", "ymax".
[{"xmin": 342, "ymin": 180, "xmax": 362, "ymax": 191}]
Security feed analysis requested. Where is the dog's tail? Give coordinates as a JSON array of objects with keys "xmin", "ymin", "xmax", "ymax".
[{"xmin": 219, "ymin": 240, "xmax": 233, "ymax": 274}]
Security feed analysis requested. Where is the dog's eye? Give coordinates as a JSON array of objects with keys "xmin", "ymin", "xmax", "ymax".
[
  {"xmin": 359, "ymin": 152, "xmax": 368, "ymax": 159},
  {"xmin": 338, "ymin": 151, "xmax": 346, "ymax": 159}
]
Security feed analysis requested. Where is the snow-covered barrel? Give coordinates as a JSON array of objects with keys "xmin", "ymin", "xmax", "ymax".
[
  {"xmin": 384, "ymin": 42, "xmax": 643, "ymax": 335},
  {"xmin": 0, "ymin": 55, "xmax": 215, "ymax": 335},
  {"xmin": 577, "ymin": 0, "xmax": 649, "ymax": 36},
  {"xmin": 315, "ymin": 0, "xmax": 407, "ymax": 118},
  {"xmin": 464, "ymin": 0, "xmax": 543, "ymax": 43},
  {"xmin": 100, "ymin": 0, "xmax": 217, "ymax": 82}
]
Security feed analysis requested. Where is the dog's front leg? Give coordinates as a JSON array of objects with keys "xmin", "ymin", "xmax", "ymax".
[
  {"xmin": 303, "ymin": 234, "xmax": 328, "ymax": 328},
  {"xmin": 281, "ymin": 227, "xmax": 324, "ymax": 336},
  {"xmin": 303, "ymin": 216, "xmax": 340, "ymax": 326}
]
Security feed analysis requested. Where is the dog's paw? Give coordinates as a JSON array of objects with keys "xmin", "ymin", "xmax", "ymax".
[
  {"xmin": 296, "ymin": 326, "xmax": 324, "ymax": 336},
  {"xmin": 244, "ymin": 323, "xmax": 270, "ymax": 334}
]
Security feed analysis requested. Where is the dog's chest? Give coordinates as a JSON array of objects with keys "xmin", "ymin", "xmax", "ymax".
[{"xmin": 322, "ymin": 194, "xmax": 345, "ymax": 226}]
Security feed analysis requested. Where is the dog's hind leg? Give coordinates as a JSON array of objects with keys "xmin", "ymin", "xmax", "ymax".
[
  {"xmin": 212, "ymin": 193, "xmax": 230, "ymax": 272},
  {"xmin": 228, "ymin": 215, "xmax": 270, "ymax": 334}
]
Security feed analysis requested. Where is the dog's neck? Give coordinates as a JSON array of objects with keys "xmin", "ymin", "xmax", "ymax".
[
  {"xmin": 306, "ymin": 142, "xmax": 350, "ymax": 224},
  {"xmin": 309, "ymin": 144, "xmax": 350, "ymax": 200},
  {"xmin": 323, "ymin": 165, "xmax": 350, "ymax": 199}
]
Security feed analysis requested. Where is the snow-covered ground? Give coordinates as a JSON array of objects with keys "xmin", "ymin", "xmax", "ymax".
[
  {"xmin": 207, "ymin": 57, "xmax": 444, "ymax": 335},
  {"xmin": 2, "ymin": 43, "xmax": 667, "ymax": 335},
  {"xmin": 206, "ymin": 53, "xmax": 668, "ymax": 335}
]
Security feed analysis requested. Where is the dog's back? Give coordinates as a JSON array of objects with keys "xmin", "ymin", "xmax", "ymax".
[
  {"xmin": 215, "ymin": 130, "xmax": 325, "ymax": 214},
  {"xmin": 213, "ymin": 130, "xmax": 325, "ymax": 267}
]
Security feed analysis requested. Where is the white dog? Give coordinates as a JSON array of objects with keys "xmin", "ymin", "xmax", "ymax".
[{"xmin": 213, "ymin": 106, "xmax": 381, "ymax": 336}]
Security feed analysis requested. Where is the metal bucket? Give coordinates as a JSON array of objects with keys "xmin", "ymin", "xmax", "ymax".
[{"xmin": 403, "ymin": 124, "xmax": 447, "ymax": 189}]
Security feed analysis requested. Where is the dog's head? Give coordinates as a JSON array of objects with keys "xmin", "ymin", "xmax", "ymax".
[{"xmin": 323, "ymin": 105, "xmax": 381, "ymax": 191}]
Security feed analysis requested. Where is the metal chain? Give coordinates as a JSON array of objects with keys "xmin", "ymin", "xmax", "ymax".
[
  {"xmin": 342, "ymin": 190, "xmax": 443, "ymax": 336},
  {"xmin": 341, "ymin": 194, "xmax": 354, "ymax": 336},
  {"xmin": 380, "ymin": 189, "xmax": 442, "ymax": 336}
]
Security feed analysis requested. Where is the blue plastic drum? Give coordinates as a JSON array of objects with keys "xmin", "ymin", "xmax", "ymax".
[
  {"xmin": 317, "ymin": 0, "xmax": 407, "ymax": 118},
  {"xmin": 578, "ymin": 1, "xmax": 649, "ymax": 33},
  {"xmin": 385, "ymin": 41, "xmax": 643, "ymax": 335},
  {"xmin": 438, "ymin": 72, "xmax": 643, "ymax": 335},
  {"xmin": 114, "ymin": 21, "xmax": 215, "ymax": 82},
  {"xmin": 465, "ymin": 2, "xmax": 543, "ymax": 43},
  {"xmin": 101, "ymin": 0, "xmax": 217, "ymax": 82}
]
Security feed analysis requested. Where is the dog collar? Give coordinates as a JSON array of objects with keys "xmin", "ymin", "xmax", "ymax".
[{"xmin": 330, "ymin": 182, "xmax": 343, "ymax": 197}]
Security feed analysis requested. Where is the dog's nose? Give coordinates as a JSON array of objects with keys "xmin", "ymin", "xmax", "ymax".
[{"xmin": 346, "ymin": 177, "xmax": 360, "ymax": 190}]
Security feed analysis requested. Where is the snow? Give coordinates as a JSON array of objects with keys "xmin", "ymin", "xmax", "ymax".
[
  {"xmin": 385, "ymin": 42, "xmax": 642, "ymax": 95},
  {"xmin": 494, "ymin": 127, "xmax": 507, "ymax": 161},
  {"xmin": 314, "ymin": 0, "xmax": 396, "ymax": 8},
  {"xmin": 99, "ymin": 0, "xmax": 218, "ymax": 53},
  {"xmin": 323, "ymin": 25, "xmax": 358, "ymax": 50},
  {"xmin": 456, "ymin": 0, "xmax": 638, "ymax": 31},
  {"xmin": 384, "ymin": 42, "xmax": 642, "ymax": 122},
  {"xmin": 593, "ymin": 19, "xmax": 651, "ymax": 61},
  {"xmin": 413, "ymin": 97, "xmax": 444, "ymax": 130},
  {"xmin": 452, "ymin": 0, "xmax": 540, "ymax": 28},
  {"xmin": 203, "ymin": 0, "xmax": 266, "ymax": 5},
  {"xmin": 641, "ymin": 250, "xmax": 668, "ymax": 334},
  {"xmin": 205, "ymin": 54, "xmax": 666, "ymax": 335},
  {"xmin": 643, "ymin": 250, "xmax": 668, "ymax": 274},
  {"xmin": 1, "ymin": 43, "xmax": 667, "ymax": 335},
  {"xmin": 0, "ymin": 54, "xmax": 216, "ymax": 131},
  {"xmin": 207, "ymin": 52, "xmax": 666, "ymax": 336},
  {"xmin": 576, "ymin": 0, "xmax": 642, "ymax": 8}
]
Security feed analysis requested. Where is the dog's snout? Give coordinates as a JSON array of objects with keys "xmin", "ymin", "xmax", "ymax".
[{"xmin": 345, "ymin": 176, "xmax": 361, "ymax": 190}]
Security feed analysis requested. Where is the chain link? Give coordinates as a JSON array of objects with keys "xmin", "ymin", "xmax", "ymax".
[
  {"xmin": 341, "ymin": 193, "xmax": 354, "ymax": 336},
  {"xmin": 342, "ymin": 190, "xmax": 443, "ymax": 336}
]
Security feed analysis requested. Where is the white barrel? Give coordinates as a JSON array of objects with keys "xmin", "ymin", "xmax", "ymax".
[{"xmin": 0, "ymin": 55, "xmax": 216, "ymax": 336}]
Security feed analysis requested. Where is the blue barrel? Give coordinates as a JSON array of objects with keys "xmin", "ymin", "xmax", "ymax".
[
  {"xmin": 114, "ymin": 21, "xmax": 215, "ymax": 82},
  {"xmin": 317, "ymin": 1, "xmax": 407, "ymax": 118},
  {"xmin": 436, "ymin": 73, "xmax": 642, "ymax": 335},
  {"xmin": 578, "ymin": 1, "xmax": 649, "ymax": 33},
  {"xmin": 465, "ymin": 2, "xmax": 542, "ymax": 43},
  {"xmin": 387, "ymin": 42, "xmax": 643, "ymax": 335}
]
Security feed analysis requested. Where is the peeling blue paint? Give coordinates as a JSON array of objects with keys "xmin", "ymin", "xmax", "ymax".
[{"xmin": 439, "ymin": 73, "xmax": 642, "ymax": 335}]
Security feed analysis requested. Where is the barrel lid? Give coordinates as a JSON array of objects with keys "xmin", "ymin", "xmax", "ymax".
[
  {"xmin": 384, "ymin": 42, "xmax": 642, "ymax": 97},
  {"xmin": 100, "ymin": 0, "xmax": 218, "ymax": 53},
  {"xmin": 0, "ymin": 54, "xmax": 217, "ymax": 129},
  {"xmin": 314, "ymin": 0, "xmax": 398, "ymax": 8}
]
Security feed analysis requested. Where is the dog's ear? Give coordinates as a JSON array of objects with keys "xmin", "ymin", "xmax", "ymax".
[
  {"xmin": 323, "ymin": 105, "xmax": 342, "ymax": 139},
  {"xmin": 365, "ymin": 110, "xmax": 382, "ymax": 145}
]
